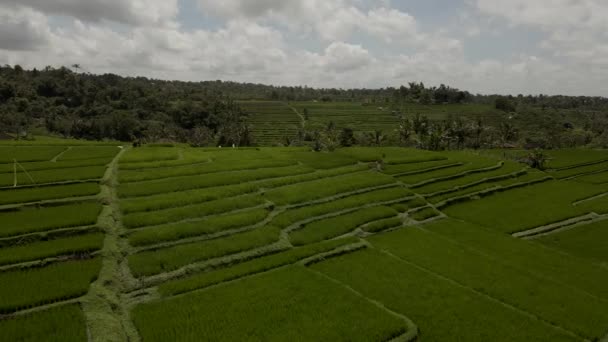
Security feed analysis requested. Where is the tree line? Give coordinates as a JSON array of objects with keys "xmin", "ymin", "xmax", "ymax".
[{"xmin": 0, "ymin": 64, "xmax": 607, "ymax": 149}]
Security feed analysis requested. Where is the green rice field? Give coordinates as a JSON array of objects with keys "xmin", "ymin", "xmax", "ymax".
[{"xmin": 1, "ymin": 140, "xmax": 608, "ymax": 341}]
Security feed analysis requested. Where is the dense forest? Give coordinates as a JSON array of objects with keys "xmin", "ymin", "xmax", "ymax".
[{"xmin": 0, "ymin": 65, "xmax": 607, "ymax": 149}]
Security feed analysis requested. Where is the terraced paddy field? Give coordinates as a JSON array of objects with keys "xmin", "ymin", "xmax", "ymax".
[
  {"xmin": 241, "ymin": 101, "xmax": 503, "ymax": 145},
  {"xmin": 1, "ymin": 143, "xmax": 608, "ymax": 341},
  {"xmin": 240, "ymin": 101, "xmax": 302, "ymax": 146}
]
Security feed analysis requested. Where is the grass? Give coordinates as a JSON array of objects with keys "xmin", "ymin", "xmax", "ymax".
[
  {"xmin": 423, "ymin": 219, "xmax": 608, "ymax": 300},
  {"xmin": 0, "ymin": 233, "xmax": 104, "ymax": 266},
  {"xmin": 133, "ymin": 266, "xmax": 409, "ymax": 342},
  {"xmin": 535, "ymin": 219, "xmax": 608, "ymax": 265},
  {"xmin": 390, "ymin": 197, "xmax": 428, "ymax": 212},
  {"xmin": 0, "ymin": 146, "xmax": 66, "ymax": 163},
  {"xmin": 118, "ymin": 148, "xmax": 212, "ymax": 169},
  {"xmin": 158, "ymin": 237, "xmax": 361, "ymax": 296},
  {"xmin": 397, "ymin": 158, "xmax": 499, "ymax": 186},
  {"xmin": 575, "ymin": 170, "xmax": 608, "ymax": 184},
  {"xmin": 0, "ymin": 258, "xmax": 101, "ymax": 314},
  {"xmin": 412, "ymin": 162, "xmax": 524, "ymax": 195},
  {"xmin": 362, "ymin": 217, "xmax": 403, "ymax": 233},
  {"xmin": 128, "ymin": 208, "xmax": 270, "ymax": 247},
  {"xmin": 128, "ymin": 225, "xmax": 281, "ymax": 277},
  {"xmin": 427, "ymin": 170, "xmax": 548, "ymax": 205},
  {"xmin": 0, "ymin": 165, "xmax": 107, "ymax": 186},
  {"xmin": 0, "ymin": 183, "xmax": 100, "ymax": 205},
  {"xmin": 122, "ymin": 194, "xmax": 265, "ymax": 228},
  {"xmin": 256, "ymin": 164, "xmax": 367, "ymax": 188},
  {"xmin": 264, "ymin": 171, "xmax": 396, "ymax": 205},
  {"xmin": 241, "ymin": 101, "xmax": 301, "ymax": 145},
  {"xmin": 443, "ymin": 180, "xmax": 607, "ymax": 233},
  {"xmin": 409, "ymin": 206, "xmax": 441, "ymax": 221},
  {"xmin": 119, "ymin": 147, "xmax": 179, "ymax": 163},
  {"xmin": 0, "ymin": 304, "xmax": 87, "ymax": 342},
  {"xmin": 0, "ymin": 202, "xmax": 101, "ymax": 238},
  {"xmin": 336, "ymin": 146, "xmax": 445, "ymax": 163},
  {"xmin": 311, "ymin": 249, "xmax": 579, "ymax": 342},
  {"xmin": 551, "ymin": 161, "xmax": 608, "ymax": 179},
  {"xmin": 56, "ymin": 146, "xmax": 120, "ymax": 161},
  {"xmin": 289, "ymin": 206, "xmax": 397, "ymax": 245},
  {"xmin": 383, "ymin": 159, "xmax": 462, "ymax": 175},
  {"xmin": 118, "ymin": 165, "xmax": 313, "ymax": 198},
  {"xmin": 542, "ymin": 149, "xmax": 608, "ymax": 169},
  {"xmin": 0, "ymin": 157, "xmax": 111, "ymax": 173},
  {"xmin": 368, "ymin": 226, "xmax": 608, "ymax": 340},
  {"xmin": 271, "ymin": 186, "xmax": 410, "ymax": 229},
  {"xmin": 274, "ymin": 150, "xmax": 358, "ymax": 169},
  {"xmin": 120, "ymin": 183, "xmax": 259, "ymax": 214},
  {"xmin": 118, "ymin": 158, "xmax": 295, "ymax": 183}
]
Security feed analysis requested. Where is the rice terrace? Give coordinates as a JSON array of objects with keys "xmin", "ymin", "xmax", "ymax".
[
  {"xmin": 2, "ymin": 0, "xmax": 608, "ymax": 340},
  {"xmin": 0, "ymin": 138, "xmax": 607, "ymax": 341}
]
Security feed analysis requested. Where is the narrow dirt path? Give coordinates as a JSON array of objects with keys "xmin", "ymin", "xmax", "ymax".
[
  {"xmin": 82, "ymin": 147, "xmax": 140, "ymax": 342},
  {"xmin": 285, "ymin": 102, "xmax": 306, "ymax": 128},
  {"xmin": 50, "ymin": 146, "xmax": 72, "ymax": 162}
]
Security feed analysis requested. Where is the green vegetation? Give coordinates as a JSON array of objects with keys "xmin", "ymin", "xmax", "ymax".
[
  {"xmin": 368, "ymin": 227, "xmax": 608, "ymax": 340},
  {"xmin": 118, "ymin": 158, "xmax": 294, "ymax": 183},
  {"xmin": 120, "ymin": 182, "xmax": 259, "ymax": 214},
  {"xmin": 0, "ymin": 146, "xmax": 66, "ymax": 163},
  {"xmin": 241, "ymin": 101, "xmax": 301, "ymax": 146},
  {"xmin": 397, "ymin": 157, "xmax": 498, "ymax": 186},
  {"xmin": 265, "ymin": 171, "xmax": 396, "ymax": 205},
  {"xmin": 134, "ymin": 266, "xmax": 409, "ymax": 342},
  {"xmin": 390, "ymin": 197, "xmax": 428, "ymax": 212},
  {"xmin": 362, "ymin": 217, "xmax": 403, "ymax": 233},
  {"xmin": 336, "ymin": 147, "xmax": 445, "ymax": 163},
  {"xmin": 0, "ymin": 157, "xmax": 111, "ymax": 173},
  {"xmin": 0, "ymin": 183, "xmax": 99, "ymax": 205},
  {"xmin": 0, "ymin": 202, "xmax": 101, "ymax": 237},
  {"xmin": 118, "ymin": 149, "xmax": 210, "ymax": 169},
  {"xmin": 159, "ymin": 237, "xmax": 360, "ymax": 296},
  {"xmin": 536, "ymin": 219, "xmax": 608, "ymax": 264},
  {"xmin": 383, "ymin": 159, "xmax": 462, "ymax": 175},
  {"xmin": 0, "ymin": 165, "xmax": 107, "ymax": 186},
  {"xmin": 122, "ymin": 194, "xmax": 265, "ymax": 228},
  {"xmin": 57, "ymin": 146, "xmax": 120, "ymax": 161},
  {"xmin": 311, "ymin": 249, "xmax": 579, "ymax": 342},
  {"xmin": 427, "ymin": 170, "xmax": 549, "ymax": 205},
  {"xmin": 413, "ymin": 162, "xmax": 524, "ymax": 195},
  {"xmin": 271, "ymin": 186, "xmax": 410, "ymax": 229},
  {"xmin": 128, "ymin": 208, "xmax": 270, "ymax": 246},
  {"xmin": 423, "ymin": 219, "xmax": 608, "ymax": 299},
  {"xmin": 256, "ymin": 164, "xmax": 367, "ymax": 188},
  {"xmin": 118, "ymin": 164, "xmax": 313, "ymax": 198},
  {"xmin": 409, "ymin": 206, "xmax": 441, "ymax": 221},
  {"xmin": 128, "ymin": 225, "xmax": 281, "ymax": 277},
  {"xmin": 576, "ymin": 170, "xmax": 608, "ymax": 184},
  {"xmin": 444, "ymin": 180, "xmax": 608, "ymax": 233},
  {"xmin": 1, "ymin": 141, "xmax": 607, "ymax": 341},
  {"xmin": 0, "ymin": 258, "xmax": 101, "ymax": 313},
  {"xmin": 551, "ymin": 160, "xmax": 608, "ymax": 179},
  {"xmin": 289, "ymin": 206, "xmax": 397, "ymax": 245},
  {"xmin": 0, "ymin": 304, "xmax": 88, "ymax": 342},
  {"xmin": 0, "ymin": 233, "xmax": 104, "ymax": 266},
  {"xmin": 119, "ymin": 147, "xmax": 179, "ymax": 163}
]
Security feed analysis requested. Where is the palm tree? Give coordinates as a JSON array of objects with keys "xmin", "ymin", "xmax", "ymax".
[
  {"xmin": 368, "ymin": 130, "xmax": 385, "ymax": 146},
  {"xmin": 525, "ymin": 149, "xmax": 547, "ymax": 170}
]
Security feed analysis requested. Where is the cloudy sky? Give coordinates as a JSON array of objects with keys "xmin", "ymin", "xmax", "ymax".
[{"xmin": 0, "ymin": 0, "xmax": 607, "ymax": 96}]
